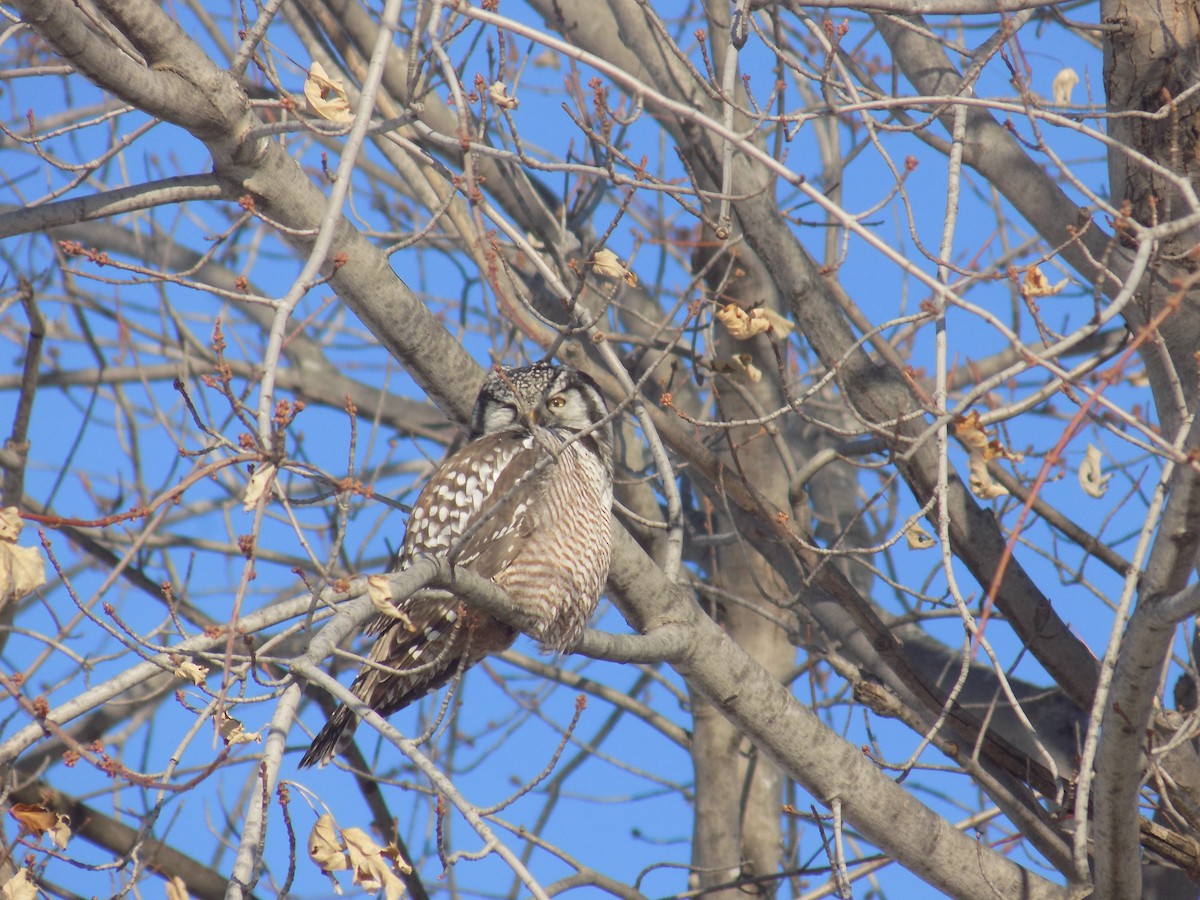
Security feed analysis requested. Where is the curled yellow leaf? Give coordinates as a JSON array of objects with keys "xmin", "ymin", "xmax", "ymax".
[
  {"xmin": 344, "ymin": 826, "xmax": 410, "ymax": 899},
  {"xmin": 712, "ymin": 354, "xmax": 762, "ymax": 383},
  {"xmin": 309, "ymin": 815, "xmax": 410, "ymax": 900},
  {"xmin": 308, "ymin": 814, "xmax": 348, "ymax": 873},
  {"xmin": 905, "ymin": 524, "xmax": 937, "ymax": 550},
  {"xmin": 1079, "ymin": 443, "xmax": 1111, "ymax": 498},
  {"xmin": 0, "ymin": 507, "xmax": 21, "ymax": 542},
  {"xmin": 305, "ymin": 61, "xmax": 353, "ymax": 123},
  {"xmin": 1022, "ymin": 265, "xmax": 1068, "ymax": 298},
  {"xmin": 488, "ymin": 81, "xmax": 519, "ymax": 109},
  {"xmin": 1052, "ymin": 67, "xmax": 1079, "ymax": 105},
  {"xmin": 367, "ymin": 575, "xmax": 416, "ymax": 630},
  {"xmin": 590, "ymin": 249, "xmax": 637, "ymax": 286},
  {"xmin": 716, "ymin": 304, "xmax": 771, "ymax": 340},
  {"xmin": 0, "ymin": 507, "xmax": 46, "ymax": 605},
  {"xmin": 242, "ymin": 463, "xmax": 276, "ymax": 512},
  {"xmin": 50, "ymin": 814, "xmax": 71, "ymax": 850},
  {"xmin": 175, "ymin": 660, "xmax": 209, "ymax": 686},
  {"xmin": 954, "ymin": 412, "xmax": 1020, "ymax": 499},
  {"xmin": 217, "ymin": 711, "xmax": 260, "ymax": 746}
]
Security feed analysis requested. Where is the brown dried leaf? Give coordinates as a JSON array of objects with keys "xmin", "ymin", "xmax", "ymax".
[
  {"xmin": 165, "ymin": 876, "xmax": 191, "ymax": 900},
  {"xmin": 0, "ymin": 543, "xmax": 46, "ymax": 604},
  {"xmin": 953, "ymin": 411, "xmax": 990, "ymax": 453},
  {"xmin": 10, "ymin": 803, "xmax": 55, "ymax": 837}
]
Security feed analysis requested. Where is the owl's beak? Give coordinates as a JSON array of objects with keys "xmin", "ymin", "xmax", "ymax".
[{"xmin": 524, "ymin": 408, "xmax": 541, "ymax": 429}]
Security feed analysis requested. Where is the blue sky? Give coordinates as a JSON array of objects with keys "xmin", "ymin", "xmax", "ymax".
[{"xmin": 2, "ymin": 2, "xmax": 1169, "ymax": 896}]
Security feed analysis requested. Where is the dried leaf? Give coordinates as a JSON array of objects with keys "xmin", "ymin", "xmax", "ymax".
[
  {"xmin": 590, "ymin": 249, "xmax": 637, "ymax": 286},
  {"xmin": 954, "ymin": 412, "xmax": 1024, "ymax": 462},
  {"xmin": 1022, "ymin": 265, "xmax": 1069, "ymax": 298},
  {"xmin": 8, "ymin": 804, "xmax": 68, "ymax": 849},
  {"xmin": 968, "ymin": 455, "xmax": 1010, "ymax": 499},
  {"xmin": 954, "ymin": 410, "xmax": 990, "ymax": 454},
  {"xmin": 954, "ymin": 412, "xmax": 1019, "ymax": 499},
  {"xmin": 1052, "ymin": 67, "xmax": 1079, "ymax": 105},
  {"xmin": 217, "ymin": 711, "xmax": 260, "ymax": 745},
  {"xmin": 344, "ymin": 827, "xmax": 409, "ymax": 899},
  {"xmin": 1, "ymin": 871, "xmax": 37, "ymax": 900},
  {"xmin": 175, "ymin": 660, "xmax": 209, "ymax": 686},
  {"xmin": 309, "ymin": 814, "xmax": 348, "ymax": 873},
  {"xmin": 342, "ymin": 826, "xmax": 381, "ymax": 871},
  {"xmin": 0, "ymin": 507, "xmax": 20, "ymax": 542},
  {"xmin": 0, "ymin": 508, "xmax": 46, "ymax": 604},
  {"xmin": 715, "ymin": 352, "xmax": 763, "ymax": 384},
  {"xmin": 366, "ymin": 575, "xmax": 415, "ymax": 629},
  {"xmin": 381, "ymin": 841, "xmax": 412, "ymax": 876},
  {"xmin": 50, "ymin": 813, "xmax": 71, "ymax": 850},
  {"xmin": 165, "ymin": 876, "xmax": 191, "ymax": 900},
  {"xmin": 1079, "ymin": 443, "xmax": 1111, "ymax": 498},
  {"xmin": 487, "ymin": 81, "xmax": 519, "ymax": 109},
  {"xmin": 305, "ymin": 61, "xmax": 353, "ymax": 123},
  {"xmin": 242, "ymin": 464, "xmax": 277, "ymax": 512},
  {"xmin": 0, "ymin": 543, "xmax": 46, "ymax": 604},
  {"xmin": 10, "ymin": 803, "xmax": 56, "ymax": 837},
  {"xmin": 715, "ymin": 304, "xmax": 771, "ymax": 340},
  {"xmin": 531, "ymin": 49, "xmax": 560, "ymax": 70},
  {"xmin": 904, "ymin": 524, "xmax": 937, "ymax": 550},
  {"xmin": 758, "ymin": 306, "xmax": 795, "ymax": 338}
]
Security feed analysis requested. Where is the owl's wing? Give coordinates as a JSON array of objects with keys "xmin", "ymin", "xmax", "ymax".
[{"xmin": 450, "ymin": 443, "xmax": 548, "ymax": 579}]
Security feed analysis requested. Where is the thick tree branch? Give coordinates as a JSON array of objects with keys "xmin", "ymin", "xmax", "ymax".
[{"xmin": 1093, "ymin": 412, "xmax": 1200, "ymax": 897}]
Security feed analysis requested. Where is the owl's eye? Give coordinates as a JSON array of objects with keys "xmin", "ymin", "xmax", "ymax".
[{"xmin": 547, "ymin": 394, "xmax": 568, "ymax": 409}]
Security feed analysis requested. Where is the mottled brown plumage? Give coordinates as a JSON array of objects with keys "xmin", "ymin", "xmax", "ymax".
[{"xmin": 300, "ymin": 363, "xmax": 613, "ymax": 768}]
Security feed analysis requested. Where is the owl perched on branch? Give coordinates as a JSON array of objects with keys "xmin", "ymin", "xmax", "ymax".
[{"xmin": 300, "ymin": 363, "xmax": 614, "ymax": 768}]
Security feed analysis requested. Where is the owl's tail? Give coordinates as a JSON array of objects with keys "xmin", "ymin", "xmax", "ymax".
[
  {"xmin": 297, "ymin": 603, "xmax": 517, "ymax": 768},
  {"xmin": 298, "ymin": 705, "xmax": 356, "ymax": 768}
]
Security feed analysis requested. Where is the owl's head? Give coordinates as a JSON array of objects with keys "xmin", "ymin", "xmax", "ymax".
[{"xmin": 470, "ymin": 363, "xmax": 612, "ymax": 451}]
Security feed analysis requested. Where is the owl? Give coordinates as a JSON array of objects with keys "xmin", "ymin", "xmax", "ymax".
[{"xmin": 299, "ymin": 362, "xmax": 614, "ymax": 767}]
